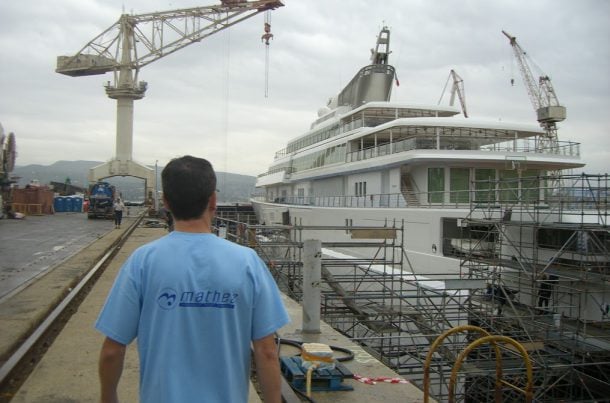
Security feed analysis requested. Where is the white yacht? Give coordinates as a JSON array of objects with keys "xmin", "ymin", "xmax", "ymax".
[{"xmin": 252, "ymin": 27, "xmax": 610, "ymax": 317}]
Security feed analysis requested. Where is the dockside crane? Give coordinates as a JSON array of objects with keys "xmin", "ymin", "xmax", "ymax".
[
  {"xmin": 56, "ymin": 0, "xmax": 283, "ymax": 204},
  {"xmin": 439, "ymin": 69, "xmax": 468, "ymax": 118},
  {"xmin": 502, "ymin": 30, "xmax": 565, "ymax": 149}
]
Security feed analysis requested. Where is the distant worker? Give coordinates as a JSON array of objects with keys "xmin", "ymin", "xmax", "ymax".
[
  {"xmin": 112, "ymin": 198, "xmax": 124, "ymax": 229},
  {"xmin": 491, "ymin": 284, "xmax": 518, "ymax": 316},
  {"xmin": 537, "ymin": 274, "xmax": 557, "ymax": 312},
  {"xmin": 96, "ymin": 155, "xmax": 290, "ymax": 403},
  {"xmin": 158, "ymin": 204, "xmax": 174, "ymax": 232}
]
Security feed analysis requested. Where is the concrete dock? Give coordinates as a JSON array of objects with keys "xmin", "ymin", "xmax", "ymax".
[{"xmin": 1, "ymin": 218, "xmax": 427, "ymax": 402}]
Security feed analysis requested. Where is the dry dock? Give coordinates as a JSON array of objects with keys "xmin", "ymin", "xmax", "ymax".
[{"xmin": 0, "ymin": 218, "xmax": 426, "ymax": 402}]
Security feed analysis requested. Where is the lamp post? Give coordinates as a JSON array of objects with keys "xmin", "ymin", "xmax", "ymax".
[{"xmin": 154, "ymin": 160, "xmax": 158, "ymax": 211}]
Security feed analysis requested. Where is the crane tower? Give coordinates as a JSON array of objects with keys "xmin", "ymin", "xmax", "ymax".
[
  {"xmin": 56, "ymin": 0, "xmax": 283, "ymax": 203},
  {"xmin": 502, "ymin": 30, "xmax": 565, "ymax": 149}
]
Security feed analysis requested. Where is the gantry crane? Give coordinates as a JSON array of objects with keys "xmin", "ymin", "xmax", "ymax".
[
  {"xmin": 502, "ymin": 30, "xmax": 565, "ymax": 149},
  {"xmin": 56, "ymin": 0, "xmax": 283, "ymax": 204},
  {"xmin": 438, "ymin": 69, "xmax": 468, "ymax": 118}
]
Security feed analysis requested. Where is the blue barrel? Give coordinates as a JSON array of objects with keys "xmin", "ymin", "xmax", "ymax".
[
  {"xmin": 72, "ymin": 197, "xmax": 83, "ymax": 212},
  {"xmin": 64, "ymin": 197, "xmax": 73, "ymax": 212},
  {"xmin": 54, "ymin": 197, "xmax": 65, "ymax": 213}
]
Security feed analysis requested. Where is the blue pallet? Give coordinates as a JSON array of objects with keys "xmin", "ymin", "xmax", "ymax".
[{"xmin": 280, "ymin": 356, "xmax": 354, "ymax": 392}]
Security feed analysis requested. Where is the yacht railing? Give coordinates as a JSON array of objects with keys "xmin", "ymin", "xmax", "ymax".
[
  {"xmin": 265, "ymin": 136, "xmax": 580, "ymax": 178},
  {"xmin": 257, "ymin": 166, "xmax": 295, "ymax": 178},
  {"xmin": 252, "ymin": 190, "xmax": 478, "ymax": 209},
  {"xmin": 481, "ymin": 140, "xmax": 580, "ymax": 155},
  {"xmin": 253, "ymin": 174, "xmax": 609, "ymax": 214},
  {"xmin": 346, "ymin": 137, "xmax": 580, "ymax": 163}
]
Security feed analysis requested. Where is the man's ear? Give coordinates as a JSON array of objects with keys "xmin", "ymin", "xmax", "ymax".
[{"xmin": 208, "ymin": 191, "xmax": 217, "ymax": 213}]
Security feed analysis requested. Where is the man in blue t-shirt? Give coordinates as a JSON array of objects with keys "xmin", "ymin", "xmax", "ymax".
[{"xmin": 96, "ymin": 156, "xmax": 290, "ymax": 403}]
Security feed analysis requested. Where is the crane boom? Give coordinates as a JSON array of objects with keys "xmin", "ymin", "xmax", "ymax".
[
  {"xmin": 438, "ymin": 69, "xmax": 468, "ymax": 117},
  {"xmin": 56, "ymin": 1, "xmax": 283, "ymax": 77},
  {"xmin": 502, "ymin": 30, "xmax": 565, "ymax": 146},
  {"xmin": 55, "ymin": 1, "xmax": 283, "ymax": 206}
]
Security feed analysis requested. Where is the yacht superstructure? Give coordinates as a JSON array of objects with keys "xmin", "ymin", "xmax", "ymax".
[
  {"xmin": 249, "ymin": 26, "xmax": 610, "ymax": 401},
  {"xmin": 252, "ymin": 26, "xmax": 585, "ymax": 275}
]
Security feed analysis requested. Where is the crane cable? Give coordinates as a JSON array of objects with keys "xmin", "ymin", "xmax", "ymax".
[
  {"xmin": 220, "ymin": 20, "xmax": 231, "ymax": 190},
  {"xmin": 262, "ymin": 11, "xmax": 274, "ymax": 97}
]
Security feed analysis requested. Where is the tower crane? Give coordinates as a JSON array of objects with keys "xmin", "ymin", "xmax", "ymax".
[
  {"xmin": 438, "ymin": 69, "xmax": 468, "ymax": 118},
  {"xmin": 502, "ymin": 30, "xmax": 565, "ymax": 149},
  {"xmin": 56, "ymin": 0, "xmax": 283, "ymax": 204}
]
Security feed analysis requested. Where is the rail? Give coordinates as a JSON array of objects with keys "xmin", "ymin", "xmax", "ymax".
[
  {"xmin": 0, "ymin": 211, "xmax": 146, "ymax": 393},
  {"xmin": 346, "ymin": 137, "xmax": 580, "ymax": 163},
  {"xmin": 264, "ymin": 136, "xmax": 581, "ymax": 175},
  {"xmin": 0, "ymin": 212, "xmax": 307, "ymax": 403},
  {"xmin": 253, "ymin": 174, "xmax": 609, "ymax": 216}
]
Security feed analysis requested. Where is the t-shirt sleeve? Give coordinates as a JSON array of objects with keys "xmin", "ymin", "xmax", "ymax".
[
  {"xmin": 251, "ymin": 254, "xmax": 290, "ymax": 340},
  {"xmin": 95, "ymin": 254, "xmax": 141, "ymax": 345}
]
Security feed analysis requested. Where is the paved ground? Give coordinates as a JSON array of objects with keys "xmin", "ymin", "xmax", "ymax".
[
  {"xmin": 0, "ymin": 209, "xmax": 144, "ymax": 301},
  {"xmin": 9, "ymin": 225, "xmax": 264, "ymax": 403},
  {"xmin": 2, "ymin": 217, "xmax": 428, "ymax": 402}
]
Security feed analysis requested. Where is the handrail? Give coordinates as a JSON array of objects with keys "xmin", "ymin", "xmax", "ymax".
[
  {"xmin": 254, "ymin": 174, "xmax": 609, "ymax": 216},
  {"xmin": 262, "ymin": 136, "xmax": 581, "ymax": 177},
  {"xmin": 423, "ymin": 325, "xmax": 500, "ymax": 403},
  {"xmin": 345, "ymin": 136, "xmax": 580, "ymax": 164},
  {"xmin": 448, "ymin": 335, "xmax": 533, "ymax": 403},
  {"xmin": 423, "ymin": 325, "xmax": 533, "ymax": 403}
]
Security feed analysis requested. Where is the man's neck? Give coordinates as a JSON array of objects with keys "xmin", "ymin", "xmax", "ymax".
[{"xmin": 173, "ymin": 212, "xmax": 214, "ymax": 233}]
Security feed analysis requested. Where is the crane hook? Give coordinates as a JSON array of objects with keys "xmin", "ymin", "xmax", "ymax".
[{"xmin": 261, "ymin": 22, "xmax": 274, "ymax": 45}]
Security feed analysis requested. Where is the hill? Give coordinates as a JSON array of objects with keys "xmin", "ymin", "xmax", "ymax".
[{"xmin": 12, "ymin": 161, "xmax": 257, "ymax": 203}]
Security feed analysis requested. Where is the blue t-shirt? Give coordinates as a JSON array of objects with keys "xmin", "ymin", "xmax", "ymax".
[{"xmin": 95, "ymin": 232, "xmax": 290, "ymax": 403}]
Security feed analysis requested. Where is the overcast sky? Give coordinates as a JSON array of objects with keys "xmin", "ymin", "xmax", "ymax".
[{"xmin": 1, "ymin": 0, "xmax": 608, "ymax": 177}]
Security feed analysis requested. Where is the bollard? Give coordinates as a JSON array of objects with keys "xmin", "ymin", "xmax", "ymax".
[
  {"xmin": 218, "ymin": 225, "xmax": 227, "ymax": 239},
  {"xmin": 302, "ymin": 239, "xmax": 322, "ymax": 333}
]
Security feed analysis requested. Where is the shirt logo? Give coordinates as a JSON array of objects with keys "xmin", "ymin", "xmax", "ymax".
[
  {"xmin": 179, "ymin": 290, "xmax": 238, "ymax": 309},
  {"xmin": 157, "ymin": 288, "xmax": 178, "ymax": 310}
]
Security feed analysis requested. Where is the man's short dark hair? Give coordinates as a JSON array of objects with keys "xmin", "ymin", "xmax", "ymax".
[{"xmin": 162, "ymin": 156, "xmax": 217, "ymax": 220}]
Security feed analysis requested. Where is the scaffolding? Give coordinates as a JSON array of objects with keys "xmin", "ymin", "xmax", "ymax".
[
  {"xmin": 215, "ymin": 174, "xmax": 609, "ymax": 402},
  {"xmin": 214, "ymin": 217, "xmax": 474, "ymax": 399},
  {"xmin": 457, "ymin": 173, "xmax": 610, "ymax": 402}
]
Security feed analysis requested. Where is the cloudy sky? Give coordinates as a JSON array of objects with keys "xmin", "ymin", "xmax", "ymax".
[{"xmin": 1, "ymin": 0, "xmax": 608, "ymax": 177}]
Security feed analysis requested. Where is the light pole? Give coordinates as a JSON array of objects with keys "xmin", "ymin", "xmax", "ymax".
[{"xmin": 154, "ymin": 160, "xmax": 158, "ymax": 211}]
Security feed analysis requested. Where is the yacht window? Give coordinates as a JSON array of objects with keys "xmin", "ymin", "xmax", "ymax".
[
  {"xmin": 475, "ymin": 169, "xmax": 496, "ymax": 203},
  {"xmin": 499, "ymin": 169, "xmax": 519, "ymax": 203},
  {"xmin": 450, "ymin": 168, "xmax": 470, "ymax": 203},
  {"xmin": 521, "ymin": 169, "xmax": 541, "ymax": 203},
  {"xmin": 345, "ymin": 218, "xmax": 353, "ymax": 234},
  {"xmin": 428, "ymin": 168, "xmax": 445, "ymax": 203},
  {"xmin": 537, "ymin": 228, "xmax": 609, "ymax": 254},
  {"xmin": 354, "ymin": 181, "xmax": 367, "ymax": 196},
  {"xmin": 442, "ymin": 218, "xmax": 497, "ymax": 258}
]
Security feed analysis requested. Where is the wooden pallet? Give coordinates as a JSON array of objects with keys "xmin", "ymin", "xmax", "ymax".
[{"xmin": 280, "ymin": 356, "xmax": 354, "ymax": 392}]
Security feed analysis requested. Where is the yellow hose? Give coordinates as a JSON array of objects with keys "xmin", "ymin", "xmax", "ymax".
[{"xmin": 305, "ymin": 363, "xmax": 319, "ymax": 398}]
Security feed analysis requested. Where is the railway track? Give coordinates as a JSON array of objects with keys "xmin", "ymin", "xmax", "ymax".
[
  {"xmin": 0, "ymin": 213, "xmax": 145, "ymax": 401},
  {"xmin": 0, "ymin": 213, "xmax": 303, "ymax": 403}
]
